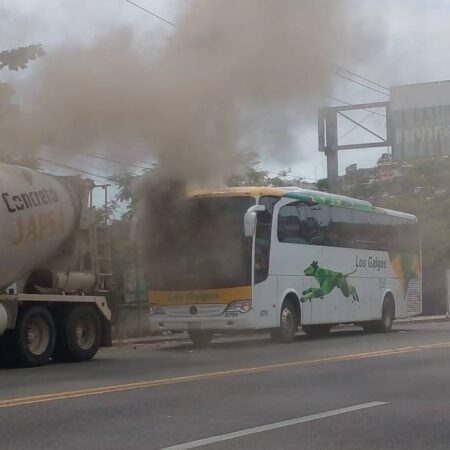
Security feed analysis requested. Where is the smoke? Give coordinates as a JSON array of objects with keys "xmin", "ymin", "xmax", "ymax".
[{"xmin": 1, "ymin": 0, "xmax": 385, "ymax": 186}]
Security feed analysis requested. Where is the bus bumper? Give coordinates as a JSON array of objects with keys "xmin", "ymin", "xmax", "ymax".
[{"xmin": 149, "ymin": 313, "xmax": 254, "ymax": 332}]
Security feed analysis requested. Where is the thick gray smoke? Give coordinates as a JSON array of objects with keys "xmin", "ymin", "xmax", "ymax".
[
  {"xmin": 1, "ymin": 0, "xmax": 387, "ymax": 291},
  {"xmin": 1, "ymin": 0, "xmax": 384, "ymax": 186}
]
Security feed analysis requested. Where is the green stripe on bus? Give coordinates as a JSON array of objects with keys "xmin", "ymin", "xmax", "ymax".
[{"xmin": 282, "ymin": 192, "xmax": 375, "ymax": 212}]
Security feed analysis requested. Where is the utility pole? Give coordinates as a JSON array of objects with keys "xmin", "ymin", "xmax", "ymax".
[{"xmin": 324, "ymin": 110, "xmax": 339, "ymax": 193}]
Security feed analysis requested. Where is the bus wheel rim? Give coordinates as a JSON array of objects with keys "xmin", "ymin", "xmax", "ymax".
[{"xmin": 281, "ymin": 307, "xmax": 294, "ymax": 331}]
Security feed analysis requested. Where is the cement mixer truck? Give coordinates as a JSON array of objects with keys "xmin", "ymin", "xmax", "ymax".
[{"xmin": 0, "ymin": 163, "xmax": 112, "ymax": 367}]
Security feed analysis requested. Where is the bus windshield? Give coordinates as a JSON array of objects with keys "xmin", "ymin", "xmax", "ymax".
[{"xmin": 147, "ymin": 196, "xmax": 254, "ymax": 290}]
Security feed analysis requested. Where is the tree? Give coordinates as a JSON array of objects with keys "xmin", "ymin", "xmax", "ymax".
[
  {"xmin": 226, "ymin": 154, "xmax": 308, "ymax": 188},
  {"xmin": 0, "ymin": 44, "xmax": 45, "ymax": 166},
  {"xmin": 0, "ymin": 44, "xmax": 44, "ymax": 71}
]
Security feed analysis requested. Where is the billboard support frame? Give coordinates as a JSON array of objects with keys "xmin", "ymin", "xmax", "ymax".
[{"xmin": 318, "ymin": 101, "xmax": 390, "ymax": 193}]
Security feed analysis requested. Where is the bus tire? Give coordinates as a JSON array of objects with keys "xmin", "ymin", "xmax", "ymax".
[
  {"xmin": 188, "ymin": 330, "xmax": 213, "ymax": 348},
  {"xmin": 14, "ymin": 306, "xmax": 56, "ymax": 367},
  {"xmin": 303, "ymin": 324, "xmax": 332, "ymax": 339},
  {"xmin": 361, "ymin": 322, "xmax": 377, "ymax": 333},
  {"xmin": 363, "ymin": 295, "xmax": 395, "ymax": 334},
  {"xmin": 377, "ymin": 295, "xmax": 395, "ymax": 333},
  {"xmin": 271, "ymin": 300, "xmax": 298, "ymax": 343},
  {"xmin": 53, "ymin": 305, "xmax": 102, "ymax": 362}
]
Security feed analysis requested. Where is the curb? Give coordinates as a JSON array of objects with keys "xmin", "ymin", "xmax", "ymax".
[
  {"xmin": 113, "ymin": 333, "xmax": 189, "ymax": 346},
  {"xmin": 112, "ymin": 316, "xmax": 450, "ymax": 346},
  {"xmin": 395, "ymin": 316, "xmax": 450, "ymax": 325}
]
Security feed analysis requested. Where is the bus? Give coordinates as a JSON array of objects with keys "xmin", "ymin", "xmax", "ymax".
[{"xmin": 148, "ymin": 187, "xmax": 421, "ymax": 346}]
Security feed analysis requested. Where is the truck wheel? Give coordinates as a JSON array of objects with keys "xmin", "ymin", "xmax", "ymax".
[
  {"xmin": 270, "ymin": 301, "xmax": 298, "ymax": 343},
  {"xmin": 303, "ymin": 324, "xmax": 332, "ymax": 339},
  {"xmin": 0, "ymin": 331, "xmax": 17, "ymax": 367},
  {"xmin": 188, "ymin": 330, "xmax": 213, "ymax": 348},
  {"xmin": 14, "ymin": 306, "xmax": 56, "ymax": 367},
  {"xmin": 53, "ymin": 305, "xmax": 102, "ymax": 362}
]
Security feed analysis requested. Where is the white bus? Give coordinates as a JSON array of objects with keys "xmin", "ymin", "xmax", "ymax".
[{"xmin": 148, "ymin": 187, "xmax": 421, "ymax": 346}]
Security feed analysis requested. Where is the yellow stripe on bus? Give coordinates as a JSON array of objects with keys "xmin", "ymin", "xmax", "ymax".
[{"xmin": 149, "ymin": 286, "xmax": 252, "ymax": 305}]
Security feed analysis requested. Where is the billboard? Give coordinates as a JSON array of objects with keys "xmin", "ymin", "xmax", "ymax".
[{"xmin": 390, "ymin": 80, "xmax": 450, "ymax": 161}]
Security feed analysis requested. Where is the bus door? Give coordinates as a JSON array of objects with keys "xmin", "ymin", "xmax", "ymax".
[
  {"xmin": 272, "ymin": 200, "xmax": 323, "ymax": 325},
  {"xmin": 252, "ymin": 197, "xmax": 279, "ymax": 328}
]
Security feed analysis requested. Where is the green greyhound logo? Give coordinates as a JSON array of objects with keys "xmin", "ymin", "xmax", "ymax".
[{"xmin": 301, "ymin": 261, "xmax": 360, "ymax": 303}]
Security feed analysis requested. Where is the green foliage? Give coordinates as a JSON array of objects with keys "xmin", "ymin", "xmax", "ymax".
[
  {"xmin": 226, "ymin": 154, "xmax": 306, "ymax": 188},
  {"xmin": 107, "ymin": 218, "xmax": 138, "ymax": 311},
  {"xmin": 0, "ymin": 44, "xmax": 44, "ymax": 71},
  {"xmin": 376, "ymin": 158, "xmax": 450, "ymax": 267},
  {"xmin": 316, "ymin": 178, "xmax": 328, "ymax": 192},
  {"xmin": 108, "ymin": 171, "xmax": 148, "ymax": 220},
  {"xmin": 380, "ymin": 194, "xmax": 450, "ymax": 267}
]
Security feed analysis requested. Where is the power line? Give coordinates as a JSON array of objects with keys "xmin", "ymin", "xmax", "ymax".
[
  {"xmin": 339, "ymin": 112, "xmax": 374, "ymax": 139},
  {"xmin": 335, "ymin": 73, "xmax": 390, "ymax": 97},
  {"xmin": 93, "ymin": 152, "xmax": 157, "ymax": 168},
  {"xmin": 123, "ymin": 1, "xmax": 388, "ymax": 111},
  {"xmin": 327, "ymin": 95, "xmax": 386, "ymax": 117},
  {"xmin": 266, "ymin": 170, "xmax": 317, "ymax": 183},
  {"xmin": 81, "ymin": 153, "xmax": 154, "ymax": 171},
  {"xmin": 338, "ymin": 111, "xmax": 386, "ymax": 143},
  {"xmin": 38, "ymin": 157, "xmax": 112, "ymax": 182},
  {"xmin": 333, "ymin": 64, "xmax": 389, "ymax": 92},
  {"xmin": 124, "ymin": 0, "xmax": 175, "ymax": 26}
]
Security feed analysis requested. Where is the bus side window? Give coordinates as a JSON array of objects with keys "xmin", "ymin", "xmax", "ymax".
[
  {"xmin": 328, "ymin": 206, "xmax": 352, "ymax": 248},
  {"xmin": 308, "ymin": 204, "xmax": 330, "ymax": 246},
  {"xmin": 390, "ymin": 217, "xmax": 419, "ymax": 253},
  {"xmin": 277, "ymin": 203, "xmax": 309, "ymax": 244}
]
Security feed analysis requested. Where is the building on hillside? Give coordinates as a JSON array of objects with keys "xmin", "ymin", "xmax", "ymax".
[{"xmin": 375, "ymin": 153, "xmax": 404, "ymax": 183}]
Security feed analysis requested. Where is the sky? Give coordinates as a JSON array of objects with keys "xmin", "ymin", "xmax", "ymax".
[{"xmin": 1, "ymin": 0, "xmax": 450, "ymax": 185}]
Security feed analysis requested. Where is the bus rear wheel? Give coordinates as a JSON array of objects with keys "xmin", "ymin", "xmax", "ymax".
[
  {"xmin": 188, "ymin": 330, "xmax": 213, "ymax": 348},
  {"xmin": 363, "ymin": 295, "xmax": 395, "ymax": 334},
  {"xmin": 303, "ymin": 324, "xmax": 332, "ymax": 339},
  {"xmin": 271, "ymin": 301, "xmax": 298, "ymax": 343}
]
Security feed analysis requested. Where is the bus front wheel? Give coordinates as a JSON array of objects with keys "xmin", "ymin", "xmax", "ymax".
[
  {"xmin": 271, "ymin": 301, "xmax": 298, "ymax": 343},
  {"xmin": 188, "ymin": 330, "xmax": 213, "ymax": 348}
]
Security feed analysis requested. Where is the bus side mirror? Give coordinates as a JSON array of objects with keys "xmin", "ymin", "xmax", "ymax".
[{"xmin": 244, "ymin": 205, "xmax": 266, "ymax": 237}]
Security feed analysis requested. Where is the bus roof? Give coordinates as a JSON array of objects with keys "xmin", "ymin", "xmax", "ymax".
[{"xmin": 190, "ymin": 186, "xmax": 416, "ymax": 221}]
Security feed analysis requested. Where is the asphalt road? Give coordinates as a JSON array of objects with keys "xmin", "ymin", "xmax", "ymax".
[{"xmin": 2, "ymin": 322, "xmax": 450, "ymax": 450}]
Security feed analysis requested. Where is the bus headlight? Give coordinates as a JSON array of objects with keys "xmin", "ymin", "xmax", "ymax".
[
  {"xmin": 225, "ymin": 300, "xmax": 252, "ymax": 314},
  {"xmin": 149, "ymin": 304, "xmax": 165, "ymax": 316}
]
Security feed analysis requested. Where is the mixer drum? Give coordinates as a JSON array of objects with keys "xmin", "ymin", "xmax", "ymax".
[{"xmin": 0, "ymin": 164, "xmax": 80, "ymax": 291}]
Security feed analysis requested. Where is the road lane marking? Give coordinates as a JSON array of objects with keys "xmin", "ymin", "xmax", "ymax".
[
  {"xmin": 158, "ymin": 401, "xmax": 388, "ymax": 450},
  {"xmin": 1, "ymin": 341, "xmax": 450, "ymax": 409}
]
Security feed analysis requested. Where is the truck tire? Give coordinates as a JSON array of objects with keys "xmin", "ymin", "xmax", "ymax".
[
  {"xmin": 303, "ymin": 324, "xmax": 332, "ymax": 339},
  {"xmin": 14, "ymin": 306, "xmax": 56, "ymax": 367},
  {"xmin": 188, "ymin": 330, "xmax": 213, "ymax": 348},
  {"xmin": 53, "ymin": 305, "xmax": 102, "ymax": 362},
  {"xmin": 0, "ymin": 331, "xmax": 17, "ymax": 367},
  {"xmin": 270, "ymin": 301, "xmax": 298, "ymax": 343}
]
